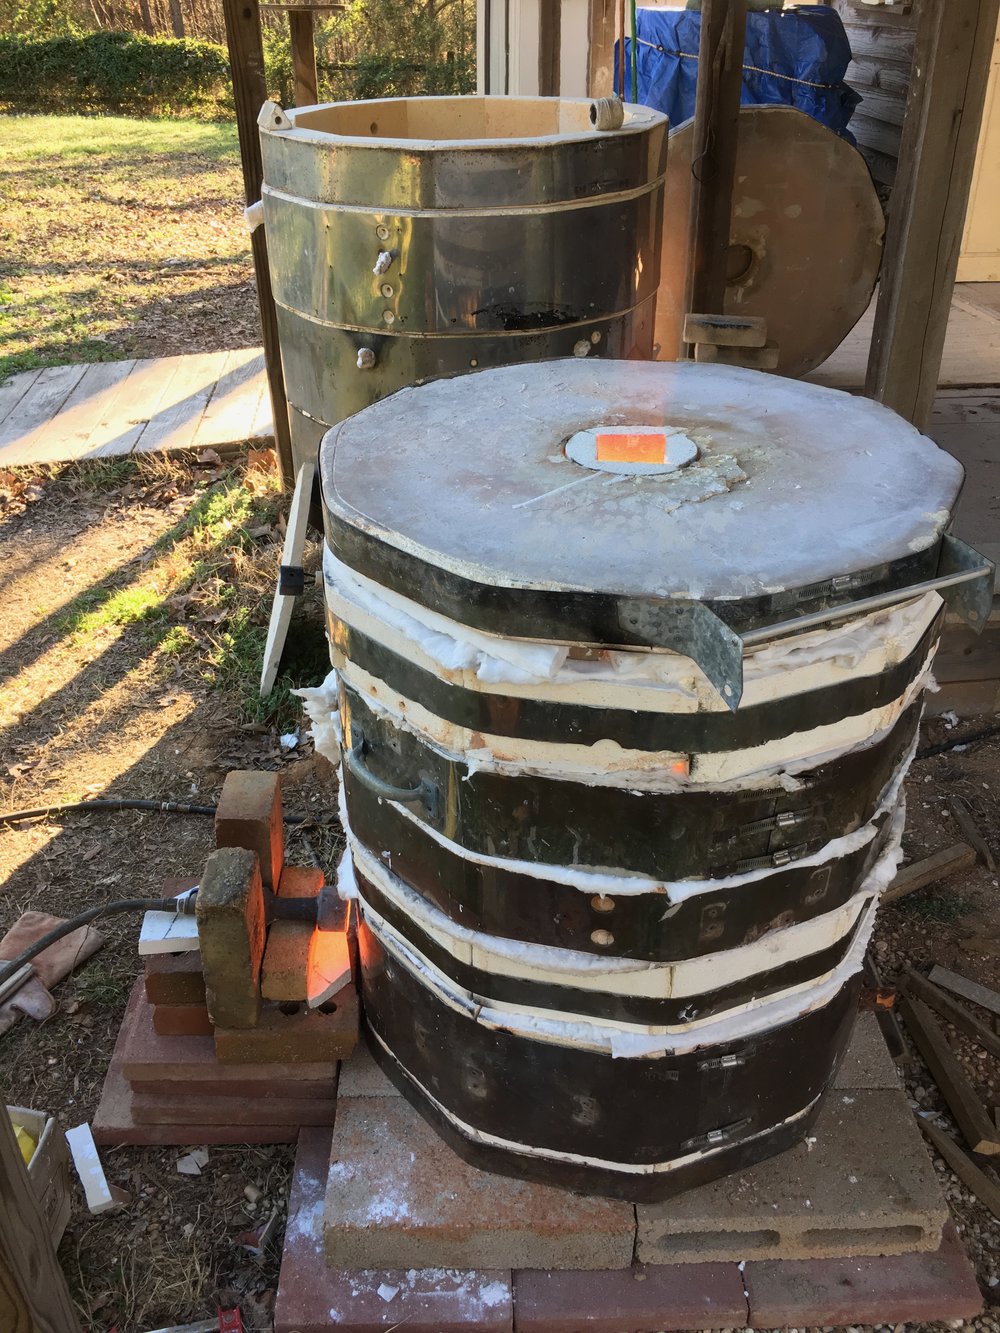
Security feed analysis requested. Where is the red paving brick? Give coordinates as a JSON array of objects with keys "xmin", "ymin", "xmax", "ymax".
[
  {"xmin": 744, "ymin": 1220, "xmax": 982, "ymax": 1327},
  {"xmin": 513, "ymin": 1263, "xmax": 749, "ymax": 1332},
  {"xmin": 276, "ymin": 1128, "xmax": 513, "ymax": 1333},
  {"xmin": 152, "ymin": 1003, "xmax": 214, "ymax": 1037}
]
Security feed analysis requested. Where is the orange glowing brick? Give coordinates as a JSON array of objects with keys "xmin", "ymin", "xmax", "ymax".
[{"xmin": 596, "ymin": 431, "xmax": 667, "ymax": 464}]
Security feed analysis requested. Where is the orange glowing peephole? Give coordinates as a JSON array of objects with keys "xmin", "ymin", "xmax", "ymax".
[{"xmin": 595, "ymin": 432, "xmax": 667, "ymax": 465}]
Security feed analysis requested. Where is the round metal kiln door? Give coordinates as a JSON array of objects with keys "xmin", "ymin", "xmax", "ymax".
[
  {"xmin": 654, "ymin": 106, "xmax": 885, "ymax": 376},
  {"xmin": 321, "ymin": 358, "xmax": 963, "ymax": 628}
]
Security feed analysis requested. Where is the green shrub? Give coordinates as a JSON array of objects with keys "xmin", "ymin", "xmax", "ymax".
[{"xmin": 0, "ymin": 31, "xmax": 232, "ymax": 116}]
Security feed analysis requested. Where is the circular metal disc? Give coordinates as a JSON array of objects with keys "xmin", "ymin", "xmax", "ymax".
[{"xmin": 655, "ymin": 106, "xmax": 885, "ymax": 377}]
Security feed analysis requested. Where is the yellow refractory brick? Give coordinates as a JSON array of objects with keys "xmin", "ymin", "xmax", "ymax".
[{"xmin": 196, "ymin": 846, "xmax": 265, "ymax": 1030}]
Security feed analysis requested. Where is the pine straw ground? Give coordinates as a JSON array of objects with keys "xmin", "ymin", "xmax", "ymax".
[{"xmin": 0, "ymin": 452, "xmax": 340, "ymax": 1330}]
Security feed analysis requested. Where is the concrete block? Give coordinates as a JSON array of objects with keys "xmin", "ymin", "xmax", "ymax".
[
  {"xmin": 324, "ymin": 1098, "xmax": 635, "ymax": 1272},
  {"xmin": 337, "ymin": 1042, "xmax": 402, "ymax": 1098},
  {"xmin": 745, "ymin": 1221, "xmax": 982, "ymax": 1327},
  {"xmin": 512, "ymin": 1264, "xmax": 750, "ymax": 1333},
  {"xmin": 214, "ymin": 987, "xmax": 358, "ymax": 1064},
  {"xmin": 143, "ymin": 952, "xmax": 205, "ymax": 1006},
  {"xmin": 196, "ymin": 846, "xmax": 265, "ymax": 1030},
  {"xmin": 276, "ymin": 1128, "xmax": 513, "ymax": 1333},
  {"xmin": 833, "ymin": 1011, "xmax": 901, "ymax": 1090},
  {"xmin": 215, "ymin": 769, "xmax": 283, "ymax": 891},
  {"xmin": 118, "ymin": 979, "xmax": 338, "ymax": 1094},
  {"xmin": 152, "ymin": 1004, "xmax": 214, "ymax": 1037},
  {"xmin": 636, "ymin": 1088, "xmax": 947, "ymax": 1264}
]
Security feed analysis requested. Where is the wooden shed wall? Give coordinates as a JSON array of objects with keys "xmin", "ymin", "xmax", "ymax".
[{"xmin": 832, "ymin": 1, "xmax": 918, "ymax": 185}]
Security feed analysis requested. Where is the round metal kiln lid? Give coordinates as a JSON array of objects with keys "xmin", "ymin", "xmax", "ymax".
[{"xmin": 322, "ymin": 359, "xmax": 963, "ymax": 612}]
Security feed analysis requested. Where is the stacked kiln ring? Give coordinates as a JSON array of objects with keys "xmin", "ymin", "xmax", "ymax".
[{"xmin": 309, "ymin": 359, "xmax": 991, "ymax": 1202}]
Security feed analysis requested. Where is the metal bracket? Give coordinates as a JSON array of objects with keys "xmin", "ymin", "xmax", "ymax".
[
  {"xmin": 344, "ymin": 724, "xmax": 440, "ymax": 820},
  {"xmin": 681, "ymin": 1117, "xmax": 753, "ymax": 1152},
  {"xmin": 617, "ymin": 599, "xmax": 745, "ymax": 712},
  {"xmin": 937, "ymin": 534, "xmax": 995, "ymax": 631},
  {"xmin": 279, "ymin": 564, "xmax": 311, "ymax": 596}
]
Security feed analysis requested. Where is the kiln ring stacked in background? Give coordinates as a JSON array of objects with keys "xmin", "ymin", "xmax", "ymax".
[{"xmin": 305, "ymin": 358, "xmax": 993, "ymax": 1202}]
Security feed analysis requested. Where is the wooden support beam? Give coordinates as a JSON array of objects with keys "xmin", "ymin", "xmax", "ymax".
[
  {"xmin": 0, "ymin": 1100, "xmax": 81, "ymax": 1332},
  {"xmin": 221, "ymin": 0, "xmax": 295, "ymax": 491},
  {"xmin": 865, "ymin": 0, "xmax": 1000, "ymax": 429},
  {"xmin": 587, "ymin": 0, "xmax": 615, "ymax": 97},
  {"xmin": 289, "ymin": 9, "xmax": 319, "ymax": 107},
  {"xmin": 538, "ymin": 0, "xmax": 561, "ymax": 96},
  {"xmin": 684, "ymin": 0, "xmax": 748, "ymax": 327},
  {"xmin": 899, "ymin": 995, "xmax": 1000, "ymax": 1155},
  {"xmin": 903, "ymin": 967, "xmax": 1000, "ymax": 1062}
]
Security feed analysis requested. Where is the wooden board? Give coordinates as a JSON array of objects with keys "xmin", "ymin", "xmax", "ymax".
[
  {"xmin": 903, "ymin": 967, "xmax": 1000, "ymax": 1062},
  {"xmin": 882, "ymin": 844, "xmax": 977, "ymax": 904},
  {"xmin": 260, "ymin": 461, "xmax": 314, "ymax": 695},
  {"xmin": 929, "ymin": 965, "xmax": 1000, "ymax": 1020},
  {"xmin": 0, "ymin": 1090, "xmax": 81, "ymax": 1332},
  {"xmin": 0, "ymin": 364, "xmax": 87, "ymax": 456},
  {"xmin": 899, "ymin": 995, "xmax": 1000, "ymax": 1155},
  {"xmin": 920, "ymin": 1117, "xmax": 1000, "ymax": 1221}
]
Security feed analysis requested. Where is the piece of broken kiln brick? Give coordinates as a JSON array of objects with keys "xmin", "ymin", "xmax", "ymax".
[
  {"xmin": 196, "ymin": 846, "xmax": 265, "ymax": 1030},
  {"xmin": 152, "ymin": 1003, "xmax": 214, "ymax": 1038},
  {"xmin": 324, "ymin": 1096, "xmax": 634, "ymax": 1271},
  {"xmin": 215, "ymin": 987, "xmax": 358, "ymax": 1064},
  {"xmin": 275, "ymin": 1127, "xmax": 513, "ymax": 1333},
  {"xmin": 144, "ymin": 951, "xmax": 206, "ymax": 1006},
  {"xmin": 635, "ymin": 1087, "xmax": 946, "ymax": 1264},
  {"xmin": 215, "ymin": 769, "xmax": 283, "ymax": 891}
]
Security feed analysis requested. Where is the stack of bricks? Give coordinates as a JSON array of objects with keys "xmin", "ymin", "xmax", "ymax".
[{"xmin": 93, "ymin": 770, "xmax": 358, "ymax": 1146}]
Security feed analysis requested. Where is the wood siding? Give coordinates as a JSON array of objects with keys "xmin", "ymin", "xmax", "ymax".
[{"xmin": 834, "ymin": 1, "xmax": 918, "ymax": 184}]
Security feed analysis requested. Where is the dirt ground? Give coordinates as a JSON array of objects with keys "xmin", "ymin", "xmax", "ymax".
[{"xmin": 1, "ymin": 459, "xmax": 999, "ymax": 1331}]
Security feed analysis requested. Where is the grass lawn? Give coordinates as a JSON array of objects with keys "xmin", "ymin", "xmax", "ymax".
[{"xmin": 0, "ymin": 114, "xmax": 259, "ymax": 381}]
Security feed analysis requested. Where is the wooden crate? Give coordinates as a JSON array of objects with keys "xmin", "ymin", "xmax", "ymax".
[{"xmin": 7, "ymin": 1105, "xmax": 72, "ymax": 1246}]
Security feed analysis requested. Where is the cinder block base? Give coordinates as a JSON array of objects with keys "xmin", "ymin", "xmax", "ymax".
[
  {"xmin": 832, "ymin": 1011, "xmax": 902, "ymax": 1090},
  {"xmin": 276, "ymin": 1129, "xmax": 514, "ymax": 1333},
  {"xmin": 636, "ymin": 1086, "xmax": 947, "ymax": 1263},
  {"xmin": 324, "ymin": 1097, "xmax": 635, "ymax": 1272},
  {"xmin": 337, "ymin": 1041, "xmax": 402, "ymax": 1098}
]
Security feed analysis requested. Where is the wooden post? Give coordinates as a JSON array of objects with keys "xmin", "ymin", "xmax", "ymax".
[
  {"xmin": 538, "ymin": 0, "xmax": 561, "ymax": 96},
  {"xmin": 221, "ymin": 0, "xmax": 296, "ymax": 490},
  {"xmin": 684, "ymin": 0, "xmax": 748, "ymax": 326},
  {"xmin": 865, "ymin": 0, "xmax": 1000, "ymax": 430},
  {"xmin": 0, "ymin": 1103, "xmax": 81, "ymax": 1333},
  {"xmin": 289, "ymin": 9, "xmax": 319, "ymax": 106},
  {"xmin": 587, "ymin": 0, "xmax": 615, "ymax": 97}
]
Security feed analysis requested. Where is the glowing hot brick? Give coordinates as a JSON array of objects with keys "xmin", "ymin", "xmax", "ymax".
[{"xmin": 596, "ymin": 432, "xmax": 667, "ymax": 464}]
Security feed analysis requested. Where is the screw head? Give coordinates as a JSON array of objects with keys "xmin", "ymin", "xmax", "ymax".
[
  {"xmin": 376, "ymin": 223, "xmax": 390, "ymax": 240},
  {"xmin": 382, "ymin": 310, "xmax": 395, "ymax": 325},
  {"xmin": 380, "ymin": 282, "xmax": 394, "ymax": 298}
]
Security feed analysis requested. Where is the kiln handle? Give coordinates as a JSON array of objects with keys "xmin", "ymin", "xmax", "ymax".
[{"xmin": 344, "ymin": 731, "xmax": 439, "ymax": 819}]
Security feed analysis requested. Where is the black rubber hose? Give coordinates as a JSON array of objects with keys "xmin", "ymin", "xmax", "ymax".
[
  {"xmin": 916, "ymin": 721, "xmax": 1000, "ymax": 761},
  {"xmin": 0, "ymin": 797, "xmax": 309, "ymax": 826},
  {"xmin": 0, "ymin": 897, "xmax": 187, "ymax": 989}
]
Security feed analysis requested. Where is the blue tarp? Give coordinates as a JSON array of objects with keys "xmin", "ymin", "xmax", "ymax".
[{"xmin": 616, "ymin": 5, "xmax": 860, "ymax": 141}]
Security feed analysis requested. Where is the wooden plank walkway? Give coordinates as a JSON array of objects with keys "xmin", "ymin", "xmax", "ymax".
[{"xmin": 0, "ymin": 348, "xmax": 272, "ymax": 467}]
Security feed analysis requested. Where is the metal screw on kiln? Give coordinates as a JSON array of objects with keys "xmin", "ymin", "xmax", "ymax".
[
  {"xmin": 356, "ymin": 347, "xmax": 377, "ymax": 370},
  {"xmin": 380, "ymin": 283, "xmax": 394, "ymax": 298},
  {"xmin": 373, "ymin": 249, "xmax": 393, "ymax": 275},
  {"xmin": 376, "ymin": 224, "xmax": 390, "ymax": 241},
  {"xmin": 573, "ymin": 339, "xmax": 591, "ymax": 358},
  {"xmin": 382, "ymin": 310, "xmax": 396, "ymax": 325},
  {"xmin": 590, "ymin": 928, "xmax": 615, "ymax": 947},
  {"xmin": 591, "ymin": 894, "xmax": 615, "ymax": 913}
]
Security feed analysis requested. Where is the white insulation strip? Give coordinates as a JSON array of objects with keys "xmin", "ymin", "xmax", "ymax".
[
  {"xmin": 369, "ymin": 1022, "xmax": 821, "ymax": 1176},
  {"xmin": 329, "ymin": 727, "xmax": 914, "ymax": 905},
  {"xmin": 346, "ymin": 819, "xmax": 899, "ymax": 999}
]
